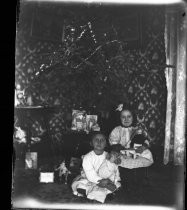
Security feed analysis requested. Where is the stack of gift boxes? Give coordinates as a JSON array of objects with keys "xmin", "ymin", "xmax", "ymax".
[{"xmin": 71, "ymin": 110, "xmax": 100, "ymax": 133}]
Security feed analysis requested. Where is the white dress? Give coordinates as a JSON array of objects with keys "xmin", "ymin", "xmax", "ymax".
[
  {"xmin": 109, "ymin": 126, "xmax": 134, "ymax": 148},
  {"xmin": 71, "ymin": 151, "xmax": 121, "ymax": 203}
]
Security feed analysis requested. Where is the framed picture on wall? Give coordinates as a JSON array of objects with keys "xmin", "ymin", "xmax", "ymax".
[{"xmin": 30, "ymin": 8, "xmax": 64, "ymax": 43}]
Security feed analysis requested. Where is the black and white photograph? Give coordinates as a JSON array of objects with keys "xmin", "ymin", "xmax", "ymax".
[{"xmin": 13, "ymin": 0, "xmax": 186, "ymax": 209}]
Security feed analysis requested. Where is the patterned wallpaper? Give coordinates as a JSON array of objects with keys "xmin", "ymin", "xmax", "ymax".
[{"xmin": 15, "ymin": 4, "xmax": 167, "ymax": 147}]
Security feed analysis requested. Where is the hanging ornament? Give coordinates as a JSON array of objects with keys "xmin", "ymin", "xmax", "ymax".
[
  {"xmin": 88, "ymin": 21, "xmax": 97, "ymax": 44},
  {"xmin": 78, "ymin": 30, "xmax": 86, "ymax": 40},
  {"xmin": 77, "ymin": 24, "xmax": 88, "ymax": 40}
]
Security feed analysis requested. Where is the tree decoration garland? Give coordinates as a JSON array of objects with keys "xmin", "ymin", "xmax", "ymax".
[
  {"xmin": 15, "ymin": 7, "xmax": 135, "ymax": 109},
  {"xmin": 15, "ymin": 4, "xmax": 168, "ymax": 149},
  {"xmin": 77, "ymin": 24, "xmax": 87, "ymax": 40},
  {"xmin": 87, "ymin": 21, "xmax": 97, "ymax": 44}
]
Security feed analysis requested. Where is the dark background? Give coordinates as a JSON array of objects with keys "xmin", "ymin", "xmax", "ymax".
[{"xmin": 15, "ymin": 2, "xmax": 167, "ymax": 162}]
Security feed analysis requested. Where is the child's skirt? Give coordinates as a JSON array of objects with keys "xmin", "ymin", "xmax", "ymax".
[
  {"xmin": 71, "ymin": 174, "xmax": 111, "ymax": 203},
  {"xmin": 71, "ymin": 161, "xmax": 121, "ymax": 203}
]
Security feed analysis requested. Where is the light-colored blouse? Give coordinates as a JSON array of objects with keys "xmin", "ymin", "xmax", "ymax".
[{"xmin": 109, "ymin": 126, "xmax": 150, "ymax": 148}]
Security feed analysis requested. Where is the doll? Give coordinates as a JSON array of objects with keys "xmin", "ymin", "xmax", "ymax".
[{"xmin": 55, "ymin": 161, "xmax": 71, "ymax": 184}]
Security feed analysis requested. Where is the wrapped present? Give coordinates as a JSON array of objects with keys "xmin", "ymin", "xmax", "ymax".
[
  {"xmin": 71, "ymin": 110, "xmax": 100, "ymax": 133},
  {"xmin": 39, "ymin": 163, "xmax": 55, "ymax": 183},
  {"xmin": 39, "ymin": 172, "xmax": 54, "ymax": 183},
  {"xmin": 86, "ymin": 115, "xmax": 100, "ymax": 132},
  {"xmin": 71, "ymin": 110, "xmax": 86, "ymax": 131}
]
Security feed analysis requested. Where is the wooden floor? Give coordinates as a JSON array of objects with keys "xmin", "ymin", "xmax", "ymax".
[{"xmin": 12, "ymin": 159, "xmax": 184, "ymax": 208}]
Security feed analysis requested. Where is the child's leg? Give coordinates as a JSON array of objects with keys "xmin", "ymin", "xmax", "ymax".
[
  {"xmin": 119, "ymin": 167, "xmax": 135, "ymax": 190},
  {"xmin": 77, "ymin": 188, "xmax": 87, "ymax": 197},
  {"xmin": 105, "ymin": 192, "xmax": 115, "ymax": 202},
  {"xmin": 134, "ymin": 167, "xmax": 146, "ymax": 187},
  {"xmin": 71, "ymin": 176, "xmax": 88, "ymax": 196}
]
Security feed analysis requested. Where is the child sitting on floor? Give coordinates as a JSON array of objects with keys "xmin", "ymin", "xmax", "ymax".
[{"xmin": 71, "ymin": 132, "xmax": 121, "ymax": 203}]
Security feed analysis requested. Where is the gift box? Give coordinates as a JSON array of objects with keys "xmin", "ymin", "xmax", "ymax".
[
  {"xmin": 86, "ymin": 115, "xmax": 100, "ymax": 132},
  {"xmin": 39, "ymin": 172, "xmax": 54, "ymax": 183},
  {"xmin": 71, "ymin": 110, "xmax": 100, "ymax": 132},
  {"xmin": 71, "ymin": 110, "xmax": 86, "ymax": 131},
  {"xmin": 39, "ymin": 163, "xmax": 54, "ymax": 183}
]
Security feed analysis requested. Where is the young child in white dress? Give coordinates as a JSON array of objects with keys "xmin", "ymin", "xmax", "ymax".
[
  {"xmin": 71, "ymin": 132, "xmax": 121, "ymax": 203},
  {"xmin": 109, "ymin": 104, "xmax": 153, "ymax": 164}
]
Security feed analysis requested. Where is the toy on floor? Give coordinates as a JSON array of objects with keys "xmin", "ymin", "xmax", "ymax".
[{"xmin": 55, "ymin": 161, "xmax": 71, "ymax": 184}]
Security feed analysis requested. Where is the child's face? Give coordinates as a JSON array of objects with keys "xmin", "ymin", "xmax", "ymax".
[
  {"xmin": 92, "ymin": 134, "xmax": 106, "ymax": 153},
  {"xmin": 120, "ymin": 110, "xmax": 133, "ymax": 127}
]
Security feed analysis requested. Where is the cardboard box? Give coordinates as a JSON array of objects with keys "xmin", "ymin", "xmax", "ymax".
[{"xmin": 39, "ymin": 172, "xmax": 54, "ymax": 183}]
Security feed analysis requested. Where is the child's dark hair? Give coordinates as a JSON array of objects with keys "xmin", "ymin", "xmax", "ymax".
[
  {"xmin": 89, "ymin": 131, "xmax": 109, "ymax": 149},
  {"xmin": 90, "ymin": 131, "xmax": 107, "ymax": 142}
]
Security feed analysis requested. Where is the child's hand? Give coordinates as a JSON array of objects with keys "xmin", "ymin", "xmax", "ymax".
[
  {"xmin": 98, "ymin": 179, "xmax": 116, "ymax": 192},
  {"xmin": 98, "ymin": 179, "xmax": 111, "ymax": 188},
  {"xmin": 105, "ymin": 182, "xmax": 117, "ymax": 192}
]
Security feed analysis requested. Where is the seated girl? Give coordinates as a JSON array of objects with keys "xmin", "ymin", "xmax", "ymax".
[
  {"xmin": 71, "ymin": 132, "xmax": 121, "ymax": 203},
  {"xmin": 109, "ymin": 104, "xmax": 153, "ymax": 187}
]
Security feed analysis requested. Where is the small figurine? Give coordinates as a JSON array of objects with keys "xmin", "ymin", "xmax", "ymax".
[{"xmin": 55, "ymin": 161, "xmax": 71, "ymax": 184}]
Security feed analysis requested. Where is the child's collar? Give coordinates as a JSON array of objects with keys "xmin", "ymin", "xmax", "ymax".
[
  {"xmin": 121, "ymin": 125, "xmax": 133, "ymax": 129},
  {"xmin": 93, "ymin": 150, "xmax": 105, "ymax": 156}
]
